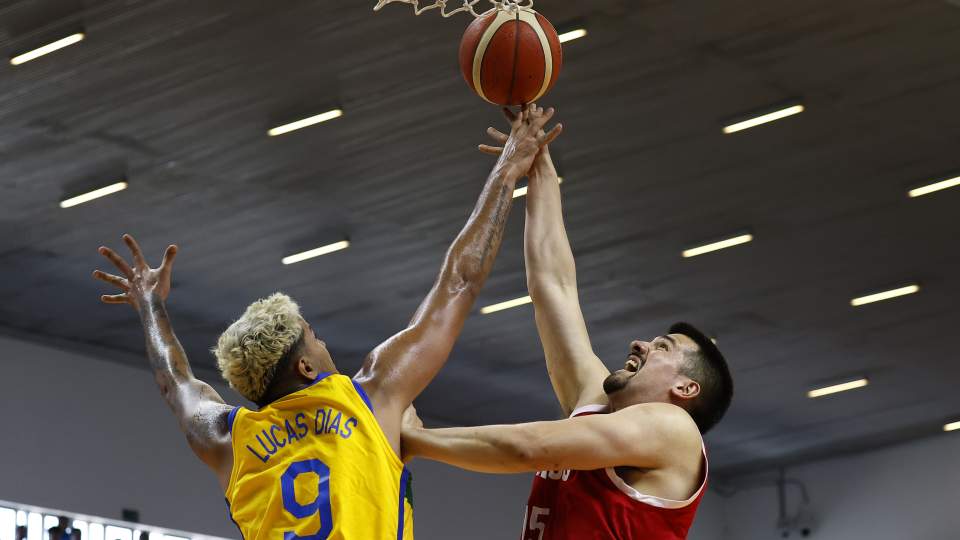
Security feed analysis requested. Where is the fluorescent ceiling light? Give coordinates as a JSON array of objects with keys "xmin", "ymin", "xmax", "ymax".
[
  {"xmin": 59, "ymin": 182, "xmax": 127, "ymax": 208},
  {"xmin": 513, "ymin": 176, "xmax": 564, "ymax": 199},
  {"xmin": 850, "ymin": 285, "xmax": 919, "ymax": 307},
  {"xmin": 723, "ymin": 105, "xmax": 805, "ymax": 134},
  {"xmin": 558, "ymin": 29, "xmax": 587, "ymax": 44},
  {"xmin": 480, "ymin": 295, "xmax": 532, "ymax": 315},
  {"xmin": 808, "ymin": 378, "xmax": 869, "ymax": 398},
  {"xmin": 944, "ymin": 420, "xmax": 960, "ymax": 432},
  {"xmin": 268, "ymin": 109, "xmax": 343, "ymax": 136},
  {"xmin": 682, "ymin": 234, "xmax": 753, "ymax": 258},
  {"xmin": 11, "ymin": 33, "xmax": 85, "ymax": 66},
  {"xmin": 282, "ymin": 241, "xmax": 350, "ymax": 265},
  {"xmin": 908, "ymin": 175, "xmax": 960, "ymax": 198}
]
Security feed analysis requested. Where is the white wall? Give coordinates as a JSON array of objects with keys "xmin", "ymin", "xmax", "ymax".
[
  {"xmin": 0, "ymin": 334, "xmax": 238, "ymax": 538},
  {"xmin": 719, "ymin": 433, "xmax": 960, "ymax": 540}
]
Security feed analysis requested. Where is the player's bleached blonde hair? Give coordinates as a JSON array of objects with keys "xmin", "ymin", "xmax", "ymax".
[{"xmin": 214, "ymin": 293, "xmax": 304, "ymax": 403}]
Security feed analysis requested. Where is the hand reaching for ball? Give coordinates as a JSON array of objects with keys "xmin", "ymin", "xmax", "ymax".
[{"xmin": 482, "ymin": 103, "xmax": 562, "ymax": 176}]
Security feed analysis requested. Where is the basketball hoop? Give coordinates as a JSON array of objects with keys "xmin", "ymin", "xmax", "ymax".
[{"xmin": 373, "ymin": 0, "xmax": 535, "ymax": 18}]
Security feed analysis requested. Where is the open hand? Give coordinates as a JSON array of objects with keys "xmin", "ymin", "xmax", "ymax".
[
  {"xmin": 485, "ymin": 103, "xmax": 562, "ymax": 175},
  {"xmin": 93, "ymin": 234, "xmax": 178, "ymax": 311}
]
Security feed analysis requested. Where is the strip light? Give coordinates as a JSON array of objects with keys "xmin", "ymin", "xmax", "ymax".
[
  {"xmin": 558, "ymin": 29, "xmax": 587, "ymax": 44},
  {"xmin": 908, "ymin": 175, "xmax": 960, "ymax": 198},
  {"xmin": 808, "ymin": 378, "xmax": 869, "ymax": 399},
  {"xmin": 682, "ymin": 234, "xmax": 753, "ymax": 258},
  {"xmin": 513, "ymin": 177, "xmax": 564, "ymax": 199},
  {"xmin": 59, "ymin": 182, "xmax": 127, "ymax": 208},
  {"xmin": 723, "ymin": 105, "xmax": 805, "ymax": 134},
  {"xmin": 850, "ymin": 285, "xmax": 919, "ymax": 307},
  {"xmin": 480, "ymin": 295, "xmax": 532, "ymax": 315},
  {"xmin": 268, "ymin": 109, "xmax": 343, "ymax": 136},
  {"xmin": 10, "ymin": 33, "xmax": 85, "ymax": 66},
  {"xmin": 944, "ymin": 421, "xmax": 960, "ymax": 432},
  {"xmin": 282, "ymin": 241, "xmax": 350, "ymax": 265}
]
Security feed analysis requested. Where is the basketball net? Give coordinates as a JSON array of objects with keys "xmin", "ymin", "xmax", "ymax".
[{"xmin": 373, "ymin": 0, "xmax": 534, "ymax": 18}]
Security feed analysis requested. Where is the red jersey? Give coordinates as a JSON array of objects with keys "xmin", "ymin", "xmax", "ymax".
[{"xmin": 521, "ymin": 405, "xmax": 708, "ymax": 540}]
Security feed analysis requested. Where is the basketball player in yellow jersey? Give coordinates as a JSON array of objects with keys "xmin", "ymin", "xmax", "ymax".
[{"xmin": 92, "ymin": 104, "xmax": 562, "ymax": 540}]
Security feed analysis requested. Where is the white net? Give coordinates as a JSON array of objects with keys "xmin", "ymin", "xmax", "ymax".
[{"xmin": 373, "ymin": 0, "xmax": 534, "ymax": 18}]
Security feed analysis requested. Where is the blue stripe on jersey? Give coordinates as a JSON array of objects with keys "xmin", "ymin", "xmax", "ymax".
[
  {"xmin": 351, "ymin": 380, "xmax": 375, "ymax": 412},
  {"xmin": 309, "ymin": 372, "xmax": 334, "ymax": 387},
  {"xmin": 396, "ymin": 467, "xmax": 412, "ymax": 540},
  {"xmin": 227, "ymin": 406, "xmax": 241, "ymax": 432}
]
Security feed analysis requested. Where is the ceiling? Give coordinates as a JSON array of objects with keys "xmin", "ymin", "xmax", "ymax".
[{"xmin": 1, "ymin": 0, "xmax": 958, "ymax": 476}]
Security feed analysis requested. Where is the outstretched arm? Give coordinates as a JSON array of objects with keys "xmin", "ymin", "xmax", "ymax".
[
  {"xmin": 525, "ymin": 148, "xmax": 610, "ymax": 414},
  {"xmin": 480, "ymin": 132, "xmax": 610, "ymax": 416},
  {"xmin": 94, "ymin": 235, "xmax": 233, "ymax": 489},
  {"xmin": 401, "ymin": 403, "xmax": 699, "ymax": 474},
  {"xmin": 355, "ymin": 105, "xmax": 563, "ymax": 438}
]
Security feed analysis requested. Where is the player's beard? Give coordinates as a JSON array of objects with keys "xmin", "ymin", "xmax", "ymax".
[{"xmin": 602, "ymin": 370, "xmax": 632, "ymax": 395}]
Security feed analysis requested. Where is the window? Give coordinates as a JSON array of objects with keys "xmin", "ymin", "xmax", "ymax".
[
  {"xmin": 0, "ymin": 507, "xmax": 16, "ymax": 540},
  {"xmin": 104, "ymin": 526, "xmax": 131, "ymax": 540},
  {"xmin": 27, "ymin": 514, "xmax": 42, "ymax": 540}
]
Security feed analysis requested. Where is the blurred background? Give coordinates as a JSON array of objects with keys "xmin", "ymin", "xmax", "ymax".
[{"xmin": 0, "ymin": 0, "xmax": 958, "ymax": 539}]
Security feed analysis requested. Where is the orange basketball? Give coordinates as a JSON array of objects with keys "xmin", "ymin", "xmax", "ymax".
[{"xmin": 459, "ymin": 7, "xmax": 563, "ymax": 106}]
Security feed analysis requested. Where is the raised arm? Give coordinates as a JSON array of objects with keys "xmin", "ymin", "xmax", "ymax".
[
  {"xmin": 480, "ymin": 127, "xmax": 611, "ymax": 415},
  {"xmin": 524, "ymin": 148, "xmax": 610, "ymax": 414},
  {"xmin": 94, "ymin": 235, "xmax": 233, "ymax": 489},
  {"xmin": 401, "ymin": 403, "xmax": 700, "ymax": 474},
  {"xmin": 355, "ymin": 105, "xmax": 563, "ymax": 431}
]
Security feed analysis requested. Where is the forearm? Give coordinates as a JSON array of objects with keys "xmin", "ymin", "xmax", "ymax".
[
  {"xmin": 525, "ymin": 153, "xmax": 576, "ymax": 291},
  {"xmin": 137, "ymin": 296, "xmax": 201, "ymax": 410},
  {"xmin": 444, "ymin": 156, "xmax": 524, "ymax": 288},
  {"xmin": 405, "ymin": 424, "xmax": 536, "ymax": 474}
]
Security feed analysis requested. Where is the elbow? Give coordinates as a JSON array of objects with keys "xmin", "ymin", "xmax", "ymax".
[
  {"xmin": 527, "ymin": 278, "xmax": 577, "ymax": 303},
  {"xmin": 446, "ymin": 261, "xmax": 485, "ymax": 299},
  {"xmin": 496, "ymin": 429, "xmax": 552, "ymax": 471},
  {"xmin": 525, "ymin": 260, "xmax": 577, "ymax": 294}
]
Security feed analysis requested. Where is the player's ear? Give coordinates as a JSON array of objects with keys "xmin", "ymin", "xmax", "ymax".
[
  {"xmin": 296, "ymin": 356, "xmax": 316, "ymax": 381},
  {"xmin": 672, "ymin": 379, "xmax": 700, "ymax": 401}
]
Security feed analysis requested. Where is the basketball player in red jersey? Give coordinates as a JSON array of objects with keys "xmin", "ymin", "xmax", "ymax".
[{"xmin": 402, "ymin": 124, "xmax": 734, "ymax": 540}]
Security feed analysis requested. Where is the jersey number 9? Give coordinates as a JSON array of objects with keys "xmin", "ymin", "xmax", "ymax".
[{"xmin": 281, "ymin": 459, "xmax": 334, "ymax": 540}]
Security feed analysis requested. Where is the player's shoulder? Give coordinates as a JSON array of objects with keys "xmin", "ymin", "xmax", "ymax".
[{"xmin": 617, "ymin": 403, "xmax": 702, "ymax": 446}]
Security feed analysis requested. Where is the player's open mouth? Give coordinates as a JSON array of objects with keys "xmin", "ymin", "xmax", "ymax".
[{"xmin": 625, "ymin": 356, "xmax": 644, "ymax": 372}]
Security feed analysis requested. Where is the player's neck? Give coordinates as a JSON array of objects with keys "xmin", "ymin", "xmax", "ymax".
[{"xmin": 258, "ymin": 361, "xmax": 339, "ymax": 406}]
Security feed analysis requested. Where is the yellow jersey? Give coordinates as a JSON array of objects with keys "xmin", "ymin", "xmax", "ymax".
[{"xmin": 225, "ymin": 373, "xmax": 414, "ymax": 540}]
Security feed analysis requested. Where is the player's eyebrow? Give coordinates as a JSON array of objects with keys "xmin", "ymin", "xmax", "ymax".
[{"xmin": 662, "ymin": 334, "xmax": 679, "ymax": 348}]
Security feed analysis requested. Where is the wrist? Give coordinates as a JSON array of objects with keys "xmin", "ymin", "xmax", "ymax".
[
  {"xmin": 137, "ymin": 294, "xmax": 165, "ymax": 317},
  {"xmin": 496, "ymin": 156, "xmax": 526, "ymax": 183}
]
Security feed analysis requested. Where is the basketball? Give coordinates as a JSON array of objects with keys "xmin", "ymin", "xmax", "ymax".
[{"xmin": 459, "ymin": 6, "xmax": 563, "ymax": 106}]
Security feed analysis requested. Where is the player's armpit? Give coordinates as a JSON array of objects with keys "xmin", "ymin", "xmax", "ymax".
[{"xmin": 168, "ymin": 378, "xmax": 235, "ymax": 486}]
